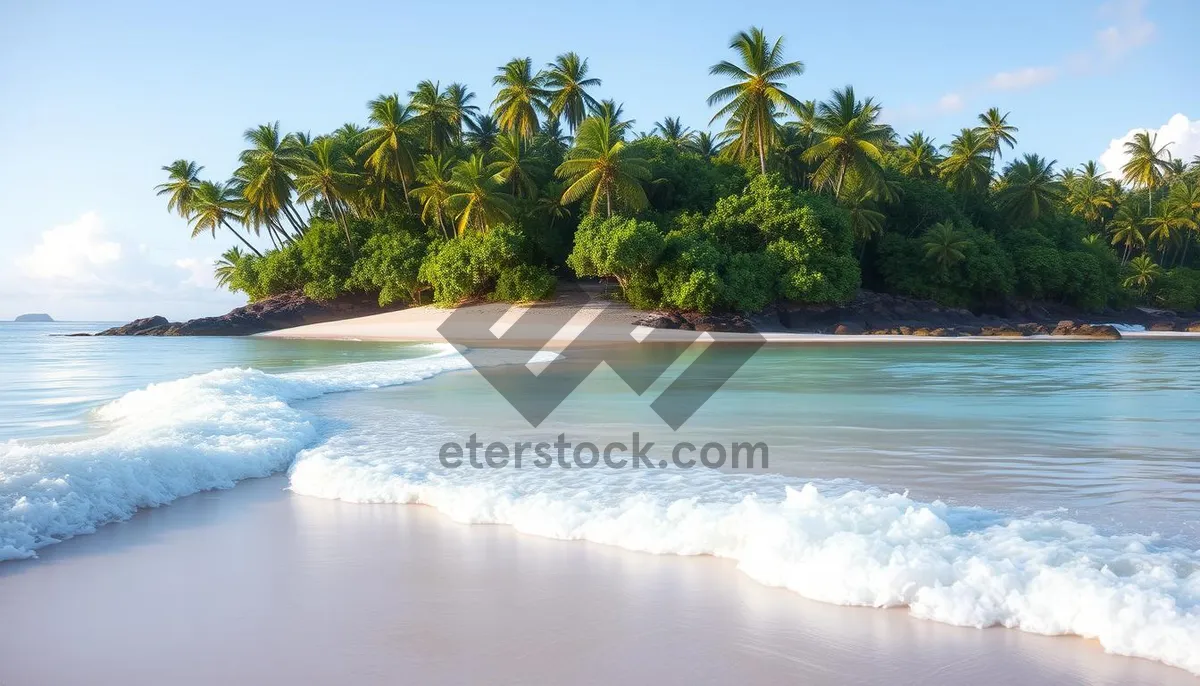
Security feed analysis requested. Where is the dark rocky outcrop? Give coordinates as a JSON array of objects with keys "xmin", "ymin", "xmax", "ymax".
[
  {"xmin": 91, "ymin": 291, "xmax": 402, "ymax": 337},
  {"xmin": 14, "ymin": 313, "xmax": 54, "ymax": 322},
  {"xmin": 1050, "ymin": 321, "xmax": 1122, "ymax": 339},
  {"xmin": 632, "ymin": 311, "xmax": 756, "ymax": 334},
  {"xmin": 764, "ymin": 289, "xmax": 1199, "ymax": 338}
]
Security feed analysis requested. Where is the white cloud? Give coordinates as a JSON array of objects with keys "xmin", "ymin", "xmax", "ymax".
[
  {"xmin": 988, "ymin": 66, "xmax": 1058, "ymax": 91},
  {"xmin": 935, "ymin": 93, "xmax": 964, "ymax": 114},
  {"xmin": 174, "ymin": 257, "xmax": 218, "ymax": 290},
  {"xmin": 18, "ymin": 212, "xmax": 122, "ymax": 281},
  {"xmin": 1095, "ymin": 0, "xmax": 1155, "ymax": 59},
  {"xmin": 911, "ymin": 0, "xmax": 1156, "ymax": 114},
  {"xmin": 3, "ymin": 212, "xmax": 245, "ymax": 321},
  {"xmin": 1098, "ymin": 113, "xmax": 1200, "ymax": 175}
]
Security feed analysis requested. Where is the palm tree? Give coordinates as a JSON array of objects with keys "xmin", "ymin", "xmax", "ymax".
[
  {"xmin": 895, "ymin": 132, "xmax": 940, "ymax": 179},
  {"xmin": 155, "ymin": 160, "xmax": 204, "ymax": 216},
  {"xmin": 1168, "ymin": 181, "xmax": 1200, "ymax": 265},
  {"xmin": 545, "ymin": 52, "xmax": 601, "ymax": 132},
  {"xmin": 409, "ymin": 80, "xmax": 458, "ymax": 154},
  {"xmin": 536, "ymin": 189, "xmax": 572, "ymax": 232},
  {"xmin": 1109, "ymin": 203, "xmax": 1147, "ymax": 264},
  {"xmin": 447, "ymin": 154, "xmax": 516, "ymax": 234},
  {"xmin": 1143, "ymin": 202, "xmax": 1190, "ymax": 261},
  {"xmin": 774, "ymin": 124, "xmax": 813, "ymax": 187},
  {"xmin": 213, "ymin": 247, "xmax": 246, "ymax": 290},
  {"xmin": 841, "ymin": 187, "xmax": 885, "ymax": 258},
  {"xmin": 556, "ymin": 116, "xmax": 651, "ymax": 217},
  {"xmin": 976, "ymin": 107, "xmax": 1018, "ymax": 169},
  {"xmin": 922, "ymin": 222, "xmax": 969, "ymax": 270},
  {"xmin": 1123, "ymin": 254, "xmax": 1162, "ymax": 294},
  {"xmin": 235, "ymin": 122, "xmax": 305, "ymax": 243},
  {"xmin": 1121, "ymin": 131, "xmax": 1173, "ymax": 212},
  {"xmin": 653, "ymin": 117, "xmax": 693, "ymax": 149},
  {"xmin": 996, "ymin": 154, "xmax": 1063, "ymax": 224},
  {"xmin": 411, "ymin": 155, "xmax": 455, "ymax": 239},
  {"xmin": 688, "ymin": 131, "xmax": 726, "ymax": 160},
  {"xmin": 464, "ymin": 114, "xmax": 501, "ymax": 152},
  {"xmin": 492, "ymin": 57, "xmax": 550, "ymax": 141},
  {"xmin": 187, "ymin": 180, "xmax": 262, "ymax": 256},
  {"xmin": 590, "ymin": 99, "xmax": 634, "ymax": 136},
  {"xmin": 1067, "ymin": 161, "xmax": 1114, "ymax": 226},
  {"xmin": 489, "ymin": 132, "xmax": 544, "ymax": 198},
  {"xmin": 537, "ymin": 118, "xmax": 571, "ymax": 157},
  {"xmin": 294, "ymin": 137, "xmax": 359, "ymax": 249},
  {"xmin": 707, "ymin": 27, "xmax": 806, "ymax": 174},
  {"xmin": 939, "ymin": 128, "xmax": 993, "ymax": 195},
  {"xmin": 803, "ymin": 86, "xmax": 891, "ymax": 198},
  {"xmin": 359, "ymin": 94, "xmax": 418, "ymax": 202},
  {"xmin": 444, "ymin": 83, "xmax": 480, "ymax": 143}
]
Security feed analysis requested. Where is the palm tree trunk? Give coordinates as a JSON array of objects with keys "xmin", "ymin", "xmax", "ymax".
[
  {"xmin": 329, "ymin": 198, "xmax": 354, "ymax": 252},
  {"xmin": 606, "ymin": 189, "xmax": 612, "ymax": 218},
  {"xmin": 757, "ymin": 129, "xmax": 766, "ymax": 175},
  {"xmin": 282, "ymin": 203, "xmax": 307, "ymax": 234},
  {"xmin": 221, "ymin": 220, "xmax": 264, "ymax": 257}
]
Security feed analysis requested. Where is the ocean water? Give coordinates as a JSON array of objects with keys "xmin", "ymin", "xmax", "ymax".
[{"xmin": 2, "ymin": 321, "xmax": 1199, "ymax": 674}]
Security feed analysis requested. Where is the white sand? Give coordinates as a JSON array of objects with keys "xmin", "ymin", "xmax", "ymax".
[
  {"xmin": 259, "ymin": 300, "xmax": 1200, "ymax": 345},
  {"xmin": 0, "ymin": 476, "xmax": 1192, "ymax": 686}
]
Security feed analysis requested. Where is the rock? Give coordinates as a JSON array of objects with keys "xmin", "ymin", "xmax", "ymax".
[
  {"xmin": 92, "ymin": 291, "xmax": 405, "ymax": 337},
  {"xmin": 1148, "ymin": 321, "xmax": 1182, "ymax": 332},
  {"xmin": 833, "ymin": 322, "xmax": 864, "ymax": 335},
  {"xmin": 97, "ymin": 316, "xmax": 172, "ymax": 336},
  {"xmin": 633, "ymin": 312, "xmax": 683, "ymax": 330},
  {"xmin": 1051, "ymin": 320, "xmax": 1122, "ymax": 339},
  {"xmin": 14, "ymin": 313, "xmax": 54, "ymax": 322},
  {"xmin": 980, "ymin": 325, "xmax": 1026, "ymax": 337},
  {"xmin": 681, "ymin": 312, "xmax": 755, "ymax": 333},
  {"xmin": 1018, "ymin": 323, "xmax": 1050, "ymax": 336},
  {"xmin": 1187, "ymin": 321, "xmax": 1200, "ymax": 333}
]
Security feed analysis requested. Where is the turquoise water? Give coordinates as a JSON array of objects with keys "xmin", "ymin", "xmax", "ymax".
[
  {"xmin": 0, "ymin": 322, "xmax": 428, "ymax": 440},
  {"xmin": 2, "ymin": 323, "xmax": 1200, "ymax": 672}
]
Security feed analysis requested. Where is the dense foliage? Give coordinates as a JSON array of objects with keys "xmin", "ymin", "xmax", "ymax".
[{"xmin": 160, "ymin": 28, "xmax": 1200, "ymax": 315}]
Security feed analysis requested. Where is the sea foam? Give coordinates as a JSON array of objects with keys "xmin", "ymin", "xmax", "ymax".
[
  {"xmin": 0, "ymin": 345, "xmax": 533, "ymax": 561},
  {"xmin": 289, "ymin": 427, "xmax": 1200, "ymax": 675},
  {"xmin": 3, "ymin": 345, "xmax": 1199, "ymax": 675}
]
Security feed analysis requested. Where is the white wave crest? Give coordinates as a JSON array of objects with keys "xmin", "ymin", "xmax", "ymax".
[
  {"xmin": 289, "ymin": 434, "xmax": 1200, "ymax": 675},
  {"xmin": 0, "ymin": 344, "xmax": 546, "ymax": 561}
]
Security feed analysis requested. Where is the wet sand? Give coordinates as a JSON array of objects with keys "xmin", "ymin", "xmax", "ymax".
[{"xmin": 0, "ymin": 477, "xmax": 1193, "ymax": 685}]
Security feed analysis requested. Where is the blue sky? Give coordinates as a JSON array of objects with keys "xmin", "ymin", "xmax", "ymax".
[{"xmin": 0, "ymin": 0, "xmax": 1196, "ymax": 321}]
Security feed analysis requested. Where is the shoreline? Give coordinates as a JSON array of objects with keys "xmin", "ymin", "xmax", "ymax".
[
  {"xmin": 258, "ymin": 301, "xmax": 1200, "ymax": 345},
  {"xmin": 1, "ymin": 476, "xmax": 1192, "ymax": 686}
]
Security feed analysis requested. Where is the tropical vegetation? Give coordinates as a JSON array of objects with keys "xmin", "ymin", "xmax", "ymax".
[{"xmin": 156, "ymin": 28, "xmax": 1200, "ymax": 315}]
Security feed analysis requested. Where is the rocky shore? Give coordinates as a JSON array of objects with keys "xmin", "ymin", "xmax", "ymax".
[
  {"xmin": 639, "ymin": 290, "xmax": 1200, "ymax": 338},
  {"xmin": 87, "ymin": 287, "xmax": 1200, "ymax": 340},
  {"xmin": 88, "ymin": 291, "xmax": 402, "ymax": 337}
]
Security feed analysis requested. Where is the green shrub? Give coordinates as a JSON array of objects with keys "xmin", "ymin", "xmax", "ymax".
[
  {"xmin": 724, "ymin": 252, "xmax": 779, "ymax": 313},
  {"xmin": 419, "ymin": 226, "xmax": 538, "ymax": 306},
  {"xmin": 876, "ymin": 223, "xmax": 1013, "ymax": 308},
  {"xmin": 568, "ymin": 215, "xmax": 665, "ymax": 301},
  {"xmin": 1156, "ymin": 268, "xmax": 1200, "ymax": 311},
  {"xmin": 492, "ymin": 264, "xmax": 557, "ymax": 303},
  {"xmin": 350, "ymin": 231, "xmax": 428, "ymax": 306},
  {"xmin": 255, "ymin": 246, "xmax": 305, "ymax": 300},
  {"xmin": 656, "ymin": 232, "xmax": 724, "ymax": 313}
]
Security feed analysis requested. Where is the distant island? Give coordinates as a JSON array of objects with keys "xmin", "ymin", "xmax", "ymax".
[{"xmin": 14, "ymin": 314, "xmax": 54, "ymax": 323}]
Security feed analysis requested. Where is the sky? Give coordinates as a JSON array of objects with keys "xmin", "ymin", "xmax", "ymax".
[{"xmin": 0, "ymin": 0, "xmax": 1197, "ymax": 321}]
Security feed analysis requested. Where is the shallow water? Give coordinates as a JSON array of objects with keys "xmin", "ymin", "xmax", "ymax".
[{"xmin": 2, "ymin": 325, "xmax": 1199, "ymax": 674}]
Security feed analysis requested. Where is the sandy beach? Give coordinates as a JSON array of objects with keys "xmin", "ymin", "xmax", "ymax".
[
  {"xmin": 258, "ymin": 299, "xmax": 1200, "ymax": 345},
  {"xmin": 0, "ymin": 476, "xmax": 1191, "ymax": 686}
]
